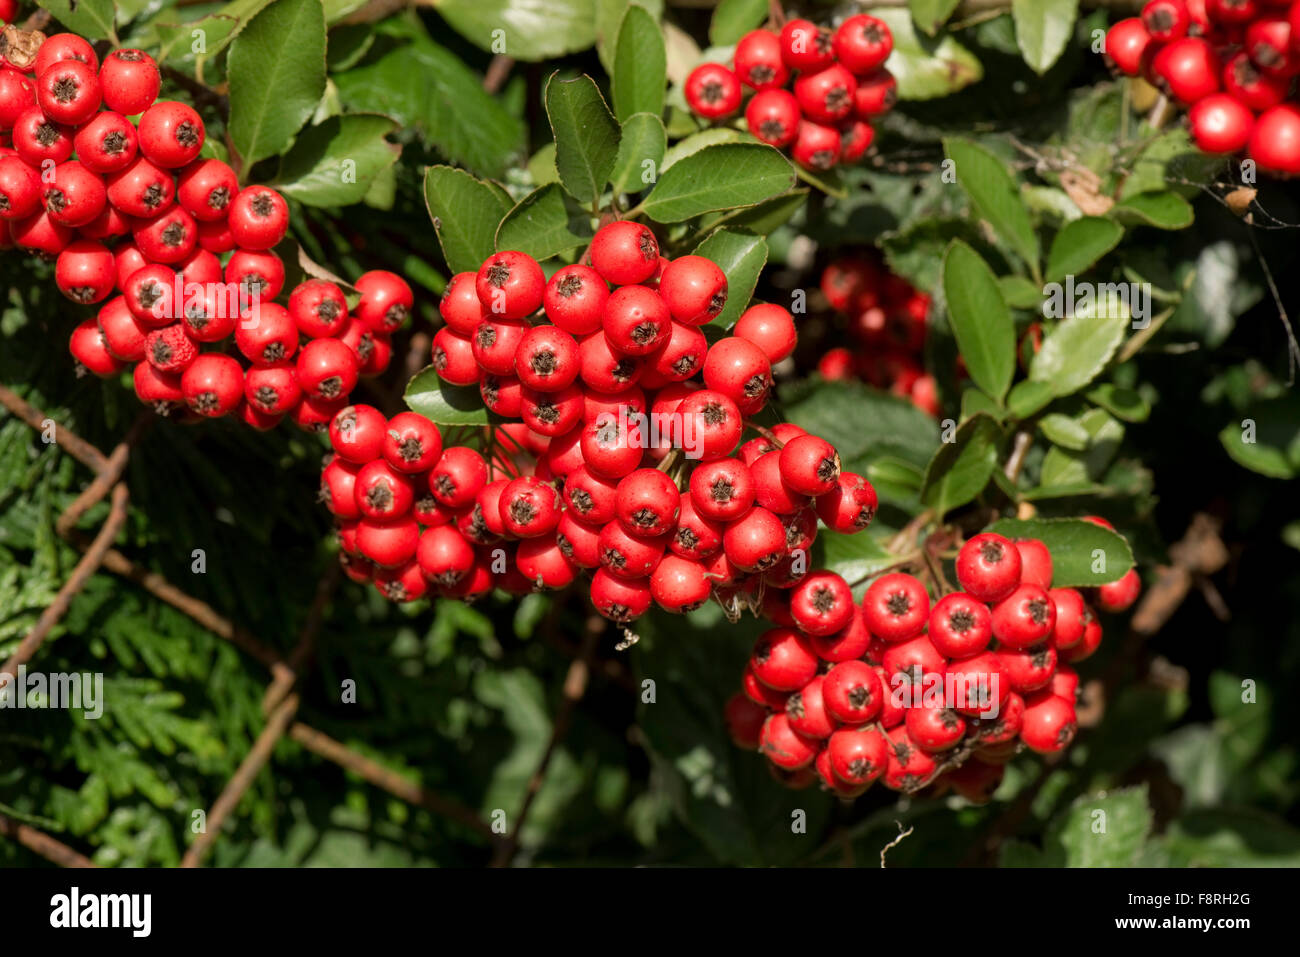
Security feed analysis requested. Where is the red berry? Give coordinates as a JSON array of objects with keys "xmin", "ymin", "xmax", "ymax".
[
  {"xmin": 689, "ymin": 457, "xmax": 755, "ymax": 522},
  {"xmin": 329, "ymin": 404, "xmax": 388, "ymax": 463},
  {"xmin": 577, "ymin": 331, "xmax": 644, "ymax": 393},
  {"xmin": 471, "ymin": 315, "xmax": 526, "ymax": 375},
  {"xmin": 96, "ymin": 296, "xmax": 147, "ymax": 362},
  {"xmin": 602, "ymin": 284, "xmax": 670, "ymax": 355},
  {"xmin": 790, "ymin": 571, "xmax": 854, "ymax": 636},
  {"xmin": 543, "ymin": 263, "xmax": 609, "ymax": 334},
  {"xmin": 1223, "ymin": 51, "xmax": 1288, "ymax": 112},
  {"xmin": 1015, "ymin": 538, "xmax": 1053, "ymax": 588},
  {"xmin": 415, "ymin": 525, "xmax": 475, "ymax": 587},
  {"xmin": 778, "ymin": 434, "xmax": 840, "ymax": 496},
  {"xmin": 779, "ymin": 19, "xmax": 834, "ymax": 72},
  {"xmin": 138, "ymin": 100, "xmax": 204, "ymax": 168},
  {"xmin": 133, "ymin": 206, "xmax": 197, "ymax": 264},
  {"xmin": 956, "ymin": 532, "xmax": 1022, "ymax": 603},
  {"xmin": 751, "ymin": 626, "xmax": 819, "ymax": 692},
  {"xmin": 863, "ymin": 572, "xmax": 929, "ymax": 642},
  {"xmin": 383, "ymin": 412, "xmax": 443, "ymax": 474},
  {"xmin": 225, "ymin": 248, "xmax": 284, "ymax": 303},
  {"xmin": 827, "ymin": 726, "xmax": 888, "ymax": 785},
  {"xmin": 294, "ymin": 337, "xmax": 357, "ymax": 401},
  {"xmin": 792, "ymin": 120, "xmax": 841, "ymax": 171},
  {"xmin": 69, "ymin": 318, "xmax": 124, "ymax": 377},
  {"xmin": 144, "ymin": 323, "xmax": 197, "ymax": 373},
  {"xmin": 734, "ymin": 30, "xmax": 789, "ymax": 91},
  {"xmin": 927, "ymin": 592, "xmax": 993, "ymax": 659},
  {"xmin": 589, "ymin": 221, "xmax": 659, "ymax": 285},
  {"xmin": 373, "ymin": 560, "xmax": 428, "ymax": 603},
  {"xmin": 822, "ymin": 660, "xmax": 883, "ymax": 725},
  {"xmin": 597, "ymin": 521, "xmax": 666, "ymax": 579},
  {"xmin": 1142, "ymin": 0, "xmax": 1189, "ymax": 42},
  {"xmin": 1097, "ymin": 567, "xmax": 1142, "ymax": 612},
  {"xmin": 500, "ymin": 475, "xmax": 562, "ymax": 538},
  {"xmin": 1019, "ymin": 693, "xmax": 1076, "ymax": 754},
  {"xmin": 132, "ymin": 361, "xmax": 183, "ymax": 407},
  {"xmin": 794, "ymin": 63, "xmax": 857, "ymax": 125},
  {"xmin": 106, "ymin": 155, "xmax": 173, "ymax": 218},
  {"xmin": 744, "ymin": 88, "xmax": 799, "ymax": 147},
  {"xmin": 906, "ymin": 704, "xmax": 966, "ymax": 752},
  {"xmin": 1189, "ymin": 93, "xmax": 1253, "ymax": 154},
  {"xmin": 354, "ymin": 269, "xmax": 413, "ymax": 333},
  {"xmin": 615, "ymin": 467, "xmax": 680, "ymax": 537},
  {"xmin": 227, "ymin": 185, "xmax": 288, "ymax": 250},
  {"xmin": 44, "ymin": 160, "xmax": 106, "ymax": 227},
  {"xmin": 881, "ymin": 633, "xmax": 946, "ymax": 687},
  {"xmin": 440, "ymin": 271, "xmax": 484, "ymax": 333},
  {"xmin": 55, "ymin": 239, "xmax": 114, "ymax": 304},
  {"xmin": 73, "ymin": 111, "xmax": 138, "ymax": 173},
  {"xmin": 556, "ymin": 511, "xmax": 603, "ymax": 568},
  {"xmin": 356, "ymin": 516, "xmax": 421, "ymax": 568},
  {"xmin": 723, "ymin": 506, "xmax": 785, "ymax": 571},
  {"xmin": 99, "ymin": 49, "xmax": 161, "ymax": 115},
  {"xmin": 832, "ymin": 14, "xmax": 893, "ymax": 74},
  {"xmin": 684, "ymin": 62, "xmax": 741, "ymax": 119},
  {"xmin": 703, "ymin": 336, "xmax": 772, "ymax": 412},
  {"xmin": 810, "ymin": 606, "xmax": 872, "ymax": 662},
  {"xmin": 726, "ymin": 693, "xmax": 769, "ymax": 749},
  {"xmin": 1248, "ymin": 103, "xmax": 1300, "ymax": 174},
  {"xmin": 815, "ymin": 471, "xmax": 877, "ymax": 533},
  {"xmin": 734, "ymin": 303, "xmax": 796, "ymax": 363},
  {"xmin": 1001, "ymin": 642, "xmax": 1057, "ymax": 695},
  {"xmin": 37, "ymin": 59, "xmax": 100, "ymax": 125},
  {"xmin": 353, "ymin": 459, "xmax": 414, "ymax": 521},
  {"xmin": 477, "ymin": 249, "xmax": 544, "ymax": 320},
  {"xmin": 1245, "ymin": 16, "xmax": 1294, "ymax": 77},
  {"xmin": 669, "ymin": 495, "xmax": 723, "ymax": 560},
  {"xmin": 182, "ymin": 353, "xmax": 244, "ymax": 417},
  {"xmin": 659, "ymin": 255, "xmax": 728, "ymax": 326},
  {"xmin": 751, "ymin": 450, "xmax": 810, "ymax": 514},
  {"xmin": 520, "ymin": 382, "xmax": 583, "ymax": 436},
  {"xmin": 1048, "ymin": 587, "xmax": 1089, "ymax": 649},
  {"xmin": 1152, "ymin": 36, "xmax": 1220, "ymax": 105},
  {"xmin": 649, "ymin": 554, "xmax": 711, "ymax": 612},
  {"xmin": 0, "ymin": 154, "xmax": 40, "ymax": 219},
  {"xmin": 760, "ymin": 713, "xmax": 819, "ymax": 770},
  {"xmin": 884, "ymin": 725, "xmax": 938, "ymax": 791},
  {"xmin": 589, "ymin": 568, "xmax": 652, "ymax": 622},
  {"xmin": 35, "ymin": 34, "xmax": 99, "ymax": 78},
  {"xmin": 839, "ymin": 120, "xmax": 875, "ymax": 164},
  {"xmin": 677, "ymin": 389, "xmax": 742, "ymax": 461},
  {"xmin": 0, "ymin": 67, "xmax": 35, "ymax": 128},
  {"xmin": 177, "ymin": 158, "xmax": 238, "ymax": 221},
  {"xmin": 580, "ymin": 413, "xmax": 644, "ymax": 479},
  {"xmin": 289, "ymin": 278, "xmax": 348, "ymax": 338},
  {"xmin": 427, "ymin": 446, "xmax": 487, "ymax": 509},
  {"xmin": 991, "ymin": 583, "xmax": 1057, "ymax": 649},
  {"xmin": 854, "ymin": 69, "xmax": 896, "ymax": 117},
  {"xmin": 431, "ymin": 328, "xmax": 479, "ymax": 385},
  {"xmin": 235, "ymin": 302, "xmax": 297, "ymax": 365}
]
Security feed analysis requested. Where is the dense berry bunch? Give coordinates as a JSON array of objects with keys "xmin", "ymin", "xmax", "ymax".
[
  {"xmin": 726, "ymin": 528, "xmax": 1142, "ymax": 802},
  {"xmin": 0, "ymin": 27, "xmax": 412, "ymax": 428},
  {"xmin": 815, "ymin": 252, "xmax": 938, "ymax": 415},
  {"xmin": 1104, "ymin": 0, "xmax": 1300, "ymax": 173},
  {"xmin": 319, "ymin": 221, "xmax": 879, "ymax": 629},
  {"xmin": 684, "ymin": 16, "xmax": 896, "ymax": 172}
]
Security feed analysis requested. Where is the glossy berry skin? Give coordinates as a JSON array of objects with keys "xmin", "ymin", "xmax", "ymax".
[
  {"xmin": 603, "ymin": 284, "xmax": 670, "ymax": 355},
  {"xmin": 597, "ymin": 522, "xmax": 666, "ymax": 579},
  {"xmin": 1189, "ymin": 93, "xmax": 1253, "ymax": 154},
  {"xmin": 1142, "ymin": 0, "xmax": 1189, "ymax": 42},
  {"xmin": 745, "ymin": 89, "xmax": 800, "ymax": 147},
  {"xmin": 428, "ymin": 446, "xmax": 487, "ymax": 510},
  {"xmin": 476, "ymin": 249, "xmax": 544, "ymax": 320},
  {"xmin": 96, "ymin": 296, "xmax": 148, "ymax": 362},
  {"xmin": 821, "ymin": 660, "xmax": 883, "ymax": 725},
  {"xmin": 615, "ymin": 468, "xmax": 680, "ymax": 537},
  {"xmin": 760, "ymin": 713, "xmax": 819, "ymax": 770},
  {"xmin": 854, "ymin": 69, "xmax": 897, "ymax": 117},
  {"xmin": 413, "ymin": 525, "xmax": 474, "ymax": 587},
  {"xmin": 862, "ymin": 573, "xmax": 929, "ymax": 642},
  {"xmin": 544, "ymin": 264, "xmax": 608, "ymax": 335},
  {"xmin": 1223, "ymin": 52, "xmax": 1288, "ymax": 112},
  {"xmin": 723, "ymin": 506, "xmax": 785, "ymax": 572},
  {"xmin": 790, "ymin": 571, "xmax": 854, "ymax": 636},
  {"xmin": 703, "ymin": 336, "xmax": 772, "ymax": 413},
  {"xmin": 792, "ymin": 120, "xmax": 841, "ymax": 171},
  {"xmin": 34, "ymin": 34, "xmax": 99, "ymax": 78},
  {"xmin": 1152, "ymin": 37, "xmax": 1220, "ymax": 105},
  {"xmin": 991, "ymin": 583, "xmax": 1057, "ymax": 649},
  {"xmin": 906, "ymin": 705, "xmax": 966, "ymax": 753},
  {"xmin": 296, "ymin": 337, "xmax": 359, "ymax": 400},
  {"xmin": 69, "ymin": 319, "xmax": 124, "ymax": 377},
  {"xmin": 676, "ymin": 389, "xmax": 744, "ymax": 462},
  {"xmin": 884, "ymin": 726, "xmax": 938, "ymax": 791},
  {"xmin": 356, "ymin": 517, "xmax": 421, "ymax": 569},
  {"xmin": 815, "ymin": 472, "xmax": 877, "ymax": 534},
  {"xmin": 99, "ymin": 49, "xmax": 161, "ymax": 115},
  {"xmin": 73, "ymin": 111, "xmax": 138, "ymax": 173},
  {"xmin": 589, "ymin": 221, "xmax": 659, "ymax": 285},
  {"xmin": 1245, "ymin": 17, "xmax": 1293, "ymax": 78},
  {"xmin": 751, "ymin": 627, "xmax": 819, "ymax": 692},
  {"xmin": 235, "ymin": 302, "xmax": 297, "ymax": 366},
  {"xmin": 1001, "ymin": 643, "xmax": 1057, "ymax": 695},
  {"xmin": 785, "ymin": 674, "xmax": 836, "ymax": 740},
  {"xmin": 243, "ymin": 363, "xmax": 301, "ymax": 416},
  {"xmin": 590, "ymin": 568, "xmax": 652, "ymax": 623},
  {"xmin": 500, "ymin": 475, "xmax": 562, "ymax": 539},
  {"xmin": 133, "ymin": 207, "xmax": 197, "ymax": 264},
  {"xmin": 0, "ymin": 67, "xmax": 35, "ymax": 128},
  {"xmin": 779, "ymin": 434, "xmax": 840, "ymax": 496},
  {"xmin": 182, "ymin": 354, "xmax": 244, "ymax": 418},
  {"xmin": 928, "ymin": 592, "xmax": 992, "ymax": 659},
  {"xmin": 1249, "ymin": 104, "xmax": 1300, "ymax": 174},
  {"xmin": 431, "ymin": 329, "xmax": 479, "ymax": 385},
  {"xmin": 659, "ymin": 255, "xmax": 727, "ymax": 326},
  {"xmin": 689, "ymin": 457, "xmax": 755, "ymax": 522},
  {"xmin": 55, "ymin": 239, "xmax": 114, "ymax": 304},
  {"xmin": 1020, "ymin": 693, "xmax": 1077, "ymax": 754},
  {"xmin": 177, "ymin": 158, "xmax": 238, "ymax": 221},
  {"xmin": 734, "ymin": 303, "xmax": 797, "ymax": 363},
  {"xmin": 121, "ymin": 264, "xmax": 177, "ymax": 325},
  {"xmin": 320, "ymin": 458, "xmax": 361, "ymax": 520},
  {"xmin": 684, "ymin": 62, "xmax": 741, "ymax": 119},
  {"xmin": 329, "ymin": 404, "xmax": 387, "ymax": 463},
  {"xmin": 1097, "ymin": 567, "xmax": 1142, "ymax": 612},
  {"xmin": 794, "ymin": 63, "xmax": 857, "ymax": 126},
  {"xmin": 383, "ymin": 412, "xmax": 443, "ymax": 474},
  {"xmin": 956, "ymin": 532, "xmax": 1022, "ymax": 603},
  {"xmin": 580, "ymin": 414, "xmax": 644, "ymax": 479},
  {"xmin": 227, "ymin": 186, "xmax": 288, "ymax": 250},
  {"xmin": 226, "ymin": 249, "xmax": 284, "ymax": 303},
  {"xmin": 0, "ymin": 155, "xmax": 41, "ymax": 220},
  {"xmin": 37, "ymin": 59, "xmax": 100, "ymax": 125},
  {"xmin": 354, "ymin": 269, "xmax": 412, "ymax": 333},
  {"xmin": 138, "ymin": 101, "xmax": 204, "ymax": 168},
  {"xmin": 519, "ymin": 383, "xmax": 582, "ymax": 437},
  {"xmin": 827, "ymin": 727, "xmax": 888, "ymax": 785},
  {"xmin": 734, "ymin": 30, "xmax": 788, "ymax": 91},
  {"xmin": 649, "ymin": 554, "xmax": 711, "ymax": 612},
  {"xmin": 1015, "ymin": 538, "xmax": 1054, "ymax": 588},
  {"xmin": 833, "ymin": 14, "xmax": 893, "ymax": 75},
  {"xmin": 779, "ymin": 19, "xmax": 834, "ymax": 72},
  {"xmin": 670, "ymin": 496, "xmax": 723, "ymax": 561},
  {"xmin": 144, "ymin": 324, "xmax": 197, "ymax": 373},
  {"xmin": 106, "ymin": 156, "xmax": 173, "ymax": 218},
  {"xmin": 44, "ymin": 161, "xmax": 106, "ymax": 227},
  {"xmin": 289, "ymin": 279, "xmax": 348, "ymax": 338}
]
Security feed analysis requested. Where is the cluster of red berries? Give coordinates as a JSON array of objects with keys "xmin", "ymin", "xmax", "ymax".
[
  {"xmin": 323, "ymin": 220, "xmax": 880, "ymax": 624},
  {"xmin": 814, "ymin": 253, "xmax": 939, "ymax": 416},
  {"xmin": 0, "ymin": 29, "xmax": 412, "ymax": 428},
  {"xmin": 684, "ymin": 16, "xmax": 896, "ymax": 172},
  {"xmin": 725, "ymin": 524, "xmax": 1143, "ymax": 802},
  {"xmin": 1105, "ymin": 0, "xmax": 1300, "ymax": 173}
]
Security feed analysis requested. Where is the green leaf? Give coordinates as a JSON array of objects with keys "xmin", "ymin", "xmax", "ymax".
[
  {"xmin": 660, "ymin": 128, "xmax": 745, "ymax": 171},
  {"xmin": 434, "ymin": 0, "xmax": 598, "ymax": 61},
  {"xmin": 875, "ymin": 10, "xmax": 983, "ymax": 100},
  {"xmin": 332, "ymin": 19, "xmax": 525, "ymax": 178},
  {"xmin": 709, "ymin": 0, "xmax": 768, "ymax": 45},
  {"xmin": 1160, "ymin": 808, "xmax": 1300, "ymax": 867},
  {"xmin": 423, "ymin": 166, "xmax": 513, "ymax": 274},
  {"xmin": 784, "ymin": 381, "xmax": 939, "ymax": 470},
  {"xmin": 1086, "ymin": 383, "xmax": 1150, "ymax": 422},
  {"xmin": 944, "ymin": 138, "xmax": 1038, "ymax": 271},
  {"xmin": 999, "ymin": 275, "xmax": 1043, "ymax": 310},
  {"xmin": 1011, "ymin": 0, "xmax": 1079, "ymax": 74},
  {"xmin": 920, "ymin": 413, "xmax": 1001, "ymax": 517},
  {"xmin": 712, "ymin": 189, "xmax": 809, "ymax": 235},
  {"xmin": 596, "ymin": 0, "xmax": 665, "ymax": 75},
  {"xmin": 405, "ymin": 368, "xmax": 492, "ymax": 425},
  {"xmin": 641, "ymin": 143, "xmax": 795, "ymax": 223},
  {"xmin": 612, "ymin": 5, "xmax": 666, "ymax": 122},
  {"xmin": 1046, "ymin": 786, "xmax": 1153, "ymax": 867},
  {"xmin": 528, "ymin": 142, "xmax": 560, "ymax": 187},
  {"xmin": 274, "ymin": 115, "xmax": 400, "ymax": 207},
  {"xmin": 987, "ymin": 517, "xmax": 1134, "ymax": 586},
  {"xmin": 610, "ymin": 113, "xmax": 667, "ymax": 196},
  {"xmin": 1217, "ymin": 394, "xmax": 1300, "ymax": 479},
  {"xmin": 693, "ymin": 229, "xmax": 768, "ymax": 327},
  {"xmin": 1046, "ymin": 216, "xmax": 1124, "ymax": 283},
  {"xmin": 815, "ymin": 532, "xmax": 898, "ymax": 585},
  {"xmin": 1039, "ymin": 413, "xmax": 1090, "ymax": 451},
  {"xmin": 942, "ymin": 241, "xmax": 1016, "ymax": 401},
  {"xmin": 1006, "ymin": 380, "xmax": 1055, "ymax": 419},
  {"xmin": 1039, "ymin": 407, "xmax": 1123, "ymax": 486},
  {"xmin": 494, "ymin": 184, "xmax": 593, "ymax": 261},
  {"xmin": 1030, "ymin": 301, "xmax": 1129, "ymax": 398},
  {"xmin": 961, "ymin": 388, "xmax": 1005, "ymax": 422},
  {"xmin": 1110, "ymin": 191, "xmax": 1194, "ymax": 230},
  {"xmin": 227, "ymin": 0, "xmax": 327, "ymax": 171},
  {"xmin": 909, "ymin": 0, "xmax": 962, "ymax": 35},
  {"xmin": 36, "ymin": 0, "xmax": 117, "ymax": 40},
  {"xmin": 545, "ymin": 73, "xmax": 621, "ymax": 206}
]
